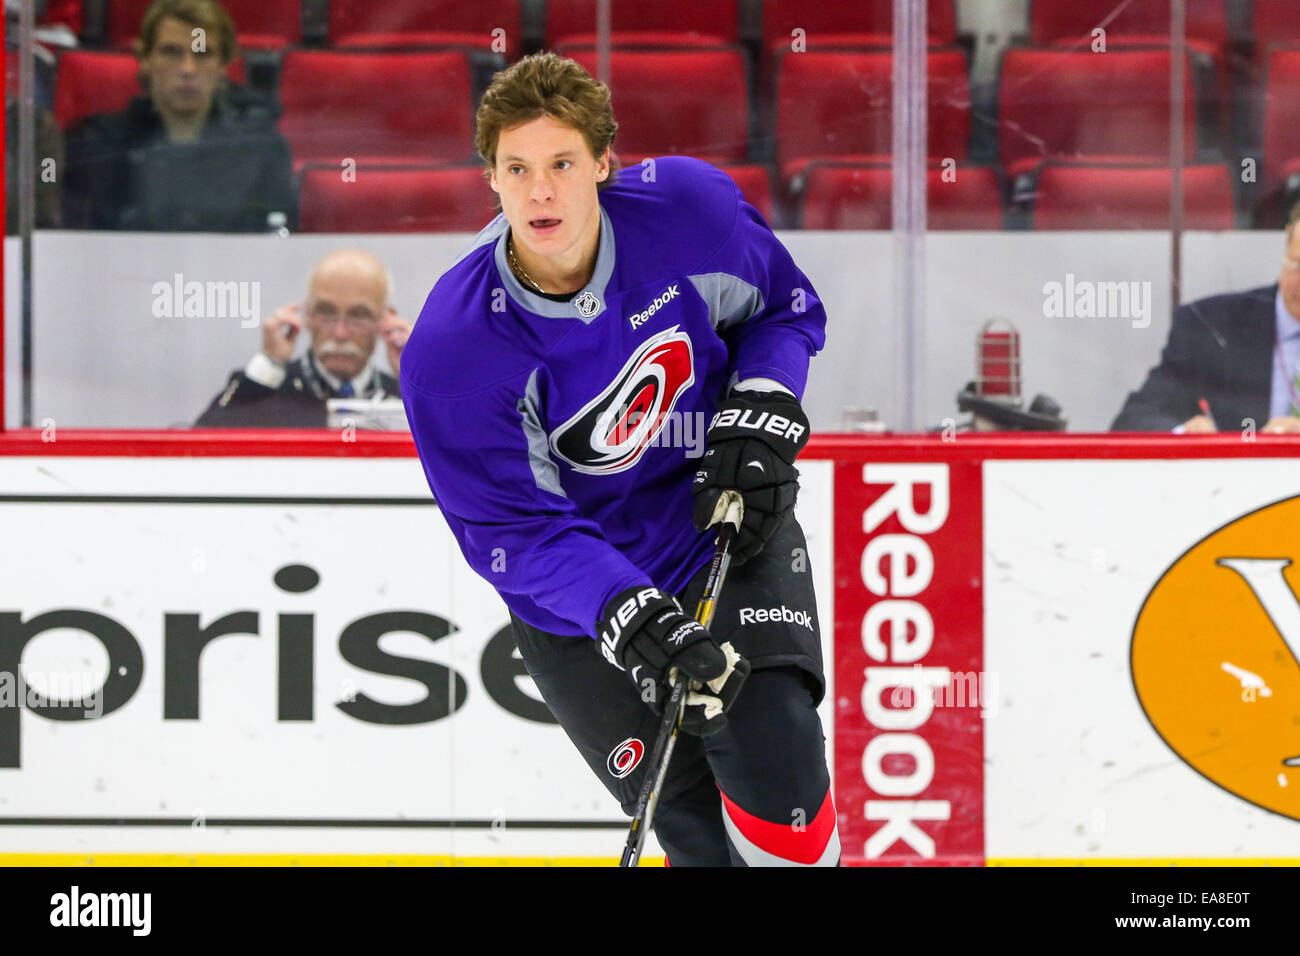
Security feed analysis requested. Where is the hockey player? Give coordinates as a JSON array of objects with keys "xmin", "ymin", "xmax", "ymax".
[{"xmin": 401, "ymin": 53, "xmax": 839, "ymax": 866}]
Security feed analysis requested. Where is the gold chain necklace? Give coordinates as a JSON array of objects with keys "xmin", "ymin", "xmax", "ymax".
[{"xmin": 507, "ymin": 238, "xmax": 546, "ymax": 294}]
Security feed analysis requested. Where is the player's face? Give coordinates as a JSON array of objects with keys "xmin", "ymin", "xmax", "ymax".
[
  {"xmin": 140, "ymin": 17, "xmax": 225, "ymax": 122},
  {"xmin": 304, "ymin": 270, "xmax": 386, "ymax": 382},
  {"xmin": 490, "ymin": 115, "xmax": 610, "ymax": 265},
  {"xmin": 1282, "ymin": 227, "xmax": 1300, "ymax": 323}
]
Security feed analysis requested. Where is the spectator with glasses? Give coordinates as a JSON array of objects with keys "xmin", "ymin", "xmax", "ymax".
[
  {"xmin": 1112, "ymin": 200, "xmax": 1300, "ymax": 435},
  {"xmin": 195, "ymin": 249, "xmax": 412, "ymax": 427},
  {"xmin": 62, "ymin": 0, "xmax": 294, "ymax": 232}
]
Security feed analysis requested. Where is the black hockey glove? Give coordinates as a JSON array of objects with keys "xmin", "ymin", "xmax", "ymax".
[
  {"xmin": 597, "ymin": 585, "xmax": 750, "ymax": 736},
  {"xmin": 692, "ymin": 390, "xmax": 810, "ymax": 565}
]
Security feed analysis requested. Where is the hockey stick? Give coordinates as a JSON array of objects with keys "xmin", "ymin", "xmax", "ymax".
[{"xmin": 619, "ymin": 489, "xmax": 744, "ymax": 868}]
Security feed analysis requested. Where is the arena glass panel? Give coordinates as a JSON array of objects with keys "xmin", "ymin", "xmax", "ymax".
[{"xmin": 913, "ymin": 0, "xmax": 1300, "ymax": 438}]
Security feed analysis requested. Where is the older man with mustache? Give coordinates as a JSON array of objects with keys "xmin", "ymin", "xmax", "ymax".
[{"xmin": 195, "ymin": 248, "xmax": 411, "ymax": 427}]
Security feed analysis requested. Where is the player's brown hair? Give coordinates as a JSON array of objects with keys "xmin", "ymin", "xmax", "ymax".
[
  {"xmin": 136, "ymin": 0, "xmax": 238, "ymax": 65},
  {"xmin": 1288, "ymin": 199, "xmax": 1300, "ymax": 234},
  {"xmin": 475, "ymin": 52, "xmax": 621, "ymax": 190}
]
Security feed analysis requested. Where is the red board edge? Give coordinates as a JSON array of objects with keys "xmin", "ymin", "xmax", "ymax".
[{"xmin": 0, "ymin": 429, "xmax": 1296, "ymax": 459}]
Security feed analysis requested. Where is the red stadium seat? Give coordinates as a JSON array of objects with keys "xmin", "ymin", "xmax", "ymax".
[
  {"xmin": 105, "ymin": 0, "xmax": 300, "ymax": 51},
  {"xmin": 278, "ymin": 51, "xmax": 474, "ymax": 168},
  {"xmin": 297, "ymin": 165, "xmax": 497, "ymax": 233},
  {"xmin": 105, "ymin": 0, "xmax": 153, "ymax": 45},
  {"xmin": 761, "ymin": 0, "xmax": 956, "ymax": 55},
  {"xmin": 1030, "ymin": 162, "xmax": 1236, "ymax": 229},
  {"xmin": 332, "ymin": 32, "xmax": 501, "ymax": 52},
  {"xmin": 1029, "ymin": 0, "xmax": 1227, "ymax": 50},
  {"xmin": 547, "ymin": 0, "xmax": 738, "ymax": 48},
  {"xmin": 329, "ymin": 0, "xmax": 522, "ymax": 58},
  {"xmin": 53, "ymin": 51, "xmax": 139, "ymax": 129},
  {"xmin": 1029, "ymin": 1, "xmax": 1229, "ymax": 128},
  {"xmin": 718, "ymin": 164, "xmax": 775, "ymax": 226},
  {"xmin": 1263, "ymin": 48, "xmax": 1300, "ymax": 194},
  {"xmin": 54, "ymin": 50, "xmax": 254, "ymax": 130},
  {"xmin": 601, "ymin": 161, "xmax": 773, "ymax": 224},
  {"xmin": 775, "ymin": 49, "xmax": 971, "ymax": 180},
  {"xmin": 1253, "ymin": 0, "xmax": 1300, "ymax": 61},
  {"xmin": 796, "ymin": 162, "xmax": 1003, "ymax": 230},
  {"xmin": 559, "ymin": 48, "xmax": 749, "ymax": 164},
  {"xmin": 5, "ymin": 47, "xmax": 18, "ymax": 97},
  {"xmin": 997, "ymin": 47, "xmax": 1198, "ymax": 179},
  {"xmin": 40, "ymin": 0, "xmax": 83, "ymax": 35}
]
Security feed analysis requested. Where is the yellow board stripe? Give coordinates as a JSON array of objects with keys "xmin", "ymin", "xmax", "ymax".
[
  {"xmin": 0, "ymin": 854, "xmax": 664, "ymax": 867},
  {"xmin": 989, "ymin": 858, "xmax": 1300, "ymax": 867}
]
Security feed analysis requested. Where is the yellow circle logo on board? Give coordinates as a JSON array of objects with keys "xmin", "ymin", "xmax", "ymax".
[{"xmin": 1132, "ymin": 495, "xmax": 1300, "ymax": 821}]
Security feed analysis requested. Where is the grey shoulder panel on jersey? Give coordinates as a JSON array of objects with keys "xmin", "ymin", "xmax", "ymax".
[
  {"xmin": 516, "ymin": 368, "xmax": 566, "ymax": 497},
  {"xmin": 687, "ymin": 272, "xmax": 765, "ymax": 331}
]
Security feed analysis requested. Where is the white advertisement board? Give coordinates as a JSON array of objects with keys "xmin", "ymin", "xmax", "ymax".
[
  {"xmin": 984, "ymin": 459, "xmax": 1300, "ymax": 861},
  {"xmin": 10, "ymin": 449, "xmax": 1297, "ymax": 863},
  {"xmin": 0, "ymin": 456, "xmax": 833, "ymax": 862}
]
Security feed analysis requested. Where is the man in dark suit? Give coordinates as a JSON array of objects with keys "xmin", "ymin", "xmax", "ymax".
[
  {"xmin": 196, "ymin": 249, "xmax": 411, "ymax": 427},
  {"xmin": 1112, "ymin": 202, "xmax": 1300, "ymax": 434}
]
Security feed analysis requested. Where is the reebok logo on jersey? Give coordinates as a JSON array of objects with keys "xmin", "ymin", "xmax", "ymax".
[
  {"xmin": 551, "ymin": 327, "xmax": 696, "ymax": 475},
  {"xmin": 739, "ymin": 605, "xmax": 814, "ymax": 630},
  {"xmin": 628, "ymin": 284, "xmax": 680, "ymax": 329},
  {"xmin": 709, "ymin": 407, "xmax": 807, "ymax": 443}
]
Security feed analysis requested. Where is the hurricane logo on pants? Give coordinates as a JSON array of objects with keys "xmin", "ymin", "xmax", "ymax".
[
  {"xmin": 550, "ymin": 326, "xmax": 695, "ymax": 475},
  {"xmin": 607, "ymin": 737, "xmax": 645, "ymax": 778}
]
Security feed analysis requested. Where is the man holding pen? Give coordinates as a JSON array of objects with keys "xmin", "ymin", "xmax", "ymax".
[{"xmin": 1111, "ymin": 200, "xmax": 1300, "ymax": 435}]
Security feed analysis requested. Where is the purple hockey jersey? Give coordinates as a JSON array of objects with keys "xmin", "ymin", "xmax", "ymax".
[{"xmin": 401, "ymin": 156, "xmax": 826, "ymax": 638}]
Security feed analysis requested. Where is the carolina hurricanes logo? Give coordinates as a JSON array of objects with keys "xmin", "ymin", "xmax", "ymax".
[
  {"xmin": 550, "ymin": 326, "xmax": 696, "ymax": 475},
  {"xmin": 607, "ymin": 737, "xmax": 645, "ymax": 778}
]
